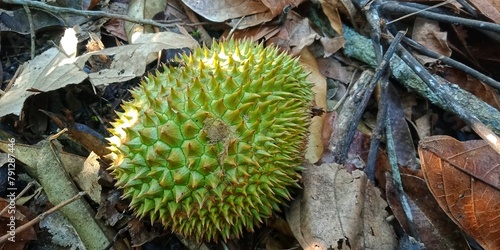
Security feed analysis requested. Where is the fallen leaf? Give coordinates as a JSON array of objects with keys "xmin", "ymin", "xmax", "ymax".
[
  {"xmin": 0, "ymin": 9, "xmax": 64, "ymax": 34},
  {"xmin": 386, "ymin": 85, "xmax": 419, "ymax": 170},
  {"xmin": 0, "ymin": 48, "xmax": 87, "ymax": 117},
  {"xmin": 318, "ymin": 0, "xmax": 343, "ymax": 35},
  {"xmin": 418, "ymin": 135, "xmax": 500, "ymax": 250},
  {"xmin": 78, "ymin": 152, "xmax": 102, "ymax": 203},
  {"xmin": 320, "ymin": 0, "xmax": 360, "ymax": 30},
  {"xmin": 287, "ymin": 163, "xmax": 397, "ymax": 249},
  {"xmin": 317, "ymin": 57, "xmax": 351, "ymax": 83},
  {"xmin": 0, "ymin": 31, "xmax": 198, "ymax": 117},
  {"xmin": 299, "ymin": 48, "xmax": 326, "ymax": 164},
  {"xmin": 319, "ymin": 36, "xmax": 345, "ymax": 57},
  {"xmin": 441, "ymin": 67, "xmax": 500, "ymax": 111},
  {"xmin": 261, "ymin": 0, "xmax": 304, "ymax": 16},
  {"xmin": 0, "ymin": 198, "xmax": 37, "ymax": 250},
  {"xmin": 469, "ymin": 0, "xmax": 500, "ymax": 23},
  {"xmin": 125, "ymin": 0, "xmax": 166, "ymax": 43},
  {"xmin": 386, "ymin": 173, "xmax": 470, "ymax": 249},
  {"xmin": 267, "ymin": 11, "xmax": 320, "ymax": 55},
  {"xmin": 181, "ymin": 0, "xmax": 269, "ymax": 23},
  {"xmin": 412, "ymin": 18, "xmax": 452, "ymax": 65}
]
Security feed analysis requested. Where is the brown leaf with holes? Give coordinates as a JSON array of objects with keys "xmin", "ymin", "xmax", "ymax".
[{"xmin": 418, "ymin": 135, "xmax": 500, "ymax": 250}]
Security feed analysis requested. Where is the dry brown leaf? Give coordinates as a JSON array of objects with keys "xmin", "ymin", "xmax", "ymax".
[
  {"xmin": 412, "ymin": 18, "xmax": 452, "ymax": 64},
  {"xmin": 319, "ymin": 0, "xmax": 343, "ymax": 35},
  {"xmin": 386, "ymin": 173, "xmax": 470, "ymax": 249},
  {"xmin": 0, "ymin": 32, "xmax": 197, "ymax": 117},
  {"xmin": 441, "ymin": 67, "xmax": 500, "ymax": 111},
  {"xmin": 319, "ymin": 36, "xmax": 345, "ymax": 57},
  {"xmin": 469, "ymin": 0, "xmax": 500, "ymax": 23},
  {"xmin": 319, "ymin": 0, "xmax": 360, "ymax": 31},
  {"xmin": 317, "ymin": 57, "xmax": 351, "ymax": 83},
  {"xmin": 78, "ymin": 152, "xmax": 102, "ymax": 203},
  {"xmin": 261, "ymin": 0, "xmax": 305, "ymax": 15},
  {"xmin": 125, "ymin": 0, "xmax": 166, "ymax": 43},
  {"xmin": 418, "ymin": 135, "xmax": 500, "ymax": 250},
  {"xmin": 266, "ymin": 11, "xmax": 320, "ymax": 55},
  {"xmin": 0, "ymin": 198, "xmax": 37, "ymax": 250},
  {"xmin": 299, "ymin": 48, "xmax": 326, "ymax": 164},
  {"xmin": 0, "ymin": 48, "xmax": 87, "ymax": 117},
  {"xmin": 181, "ymin": 0, "xmax": 269, "ymax": 22},
  {"xmin": 287, "ymin": 163, "xmax": 397, "ymax": 249}
]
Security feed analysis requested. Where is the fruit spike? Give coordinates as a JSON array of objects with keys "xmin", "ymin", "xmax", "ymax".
[{"xmin": 107, "ymin": 39, "xmax": 313, "ymax": 242}]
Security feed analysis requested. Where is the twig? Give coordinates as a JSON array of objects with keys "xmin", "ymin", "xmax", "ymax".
[
  {"xmin": 3, "ymin": 0, "xmax": 182, "ymax": 28},
  {"xmin": 0, "ymin": 181, "xmax": 35, "ymax": 216},
  {"xmin": 22, "ymin": 4, "xmax": 35, "ymax": 59},
  {"xmin": 402, "ymin": 37, "xmax": 500, "ymax": 91},
  {"xmin": 227, "ymin": 16, "xmax": 246, "ymax": 39},
  {"xmin": 386, "ymin": 0, "xmax": 452, "ymax": 25},
  {"xmin": 329, "ymin": 71, "xmax": 373, "ymax": 163},
  {"xmin": 380, "ymin": 2, "xmax": 500, "ymax": 33},
  {"xmin": 363, "ymin": 31, "xmax": 406, "ymax": 181},
  {"xmin": 180, "ymin": 1, "xmax": 212, "ymax": 46},
  {"xmin": 343, "ymin": 25, "xmax": 500, "ymax": 135},
  {"xmin": 385, "ymin": 109, "xmax": 419, "ymax": 239},
  {"xmin": 397, "ymin": 44, "xmax": 500, "ymax": 154},
  {"xmin": 0, "ymin": 192, "xmax": 86, "ymax": 244}
]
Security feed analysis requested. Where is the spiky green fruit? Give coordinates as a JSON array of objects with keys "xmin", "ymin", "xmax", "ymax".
[{"xmin": 107, "ymin": 40, "xmax": 313, "ymax": 242}]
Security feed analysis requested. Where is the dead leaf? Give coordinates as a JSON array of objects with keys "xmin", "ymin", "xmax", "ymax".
[
  {"xmin": 267, "ymin": 11, "xmax": 320, "ymax": 55},
  {"xmin": 287, "ymin": 163, "xmax": 397, "ymax": 249},
  {"xmin": 412, "ymin": 18, "xmax": 452, "ymax": 65},
  {"xmin": 78, "ymin": 152, "xmax": 102, "ymax": 203},
  {"xmin": 317, "ymin": 57, "xmax": 351, "ymax": 83},
  {"xmin": 300, "ymin": 48, "xmax": 326, "ymax": 164},
  {"xmin": 261, "ymin": 0, "xmax": 304, "ymax": 16},
  {"xmin": 320, "ymin": 0, "xmax": 359, "ymax": 30},
  {"xmin": 125, "ymin": 0, "xmax": 167, "ymax": 43},
  {"xmin": 0, "ymin": 9, "xmax": 64, "ymax": 34},
  {"xmin": 0, "ymin": 198, "xmax": 37, "ymax": 250},
  {"xmin": 0, "ymin": 48, "xmax": 87, "ymax": 117},
  {"xmin": 0, "ymin": 32, "xmax": 198, "ymax": 117},
  {"xmin": 319, "ymin": 36, "xmax": 345, "ymax": 57},
  {"xmin": 40, "ymin": 110, "xmax": 110, "ymax": 158},
  {"xmin": 418, "ymin": 135, "xmax": 500, "ymax": 250},
  {"xmin": 469, "ymin": 0, "xmax": 500, "ymax": 23},
  {"xmin": 181, "ymin": 0, "xmax": 269, "ymax": 23},
  {"xmin": 386, "ymin": 85, "xmax": 419, "ymax": 170},
  {"xmin": 386, "ymin": 173, "xmax": 470, "ymax": 249},
  {"xmin": 318, "ymin": 0, "xmax": 343, "ymax": 35},
  {"xmin": 441, "ymin": 67, "xmax": 500, "ymax": 111}
]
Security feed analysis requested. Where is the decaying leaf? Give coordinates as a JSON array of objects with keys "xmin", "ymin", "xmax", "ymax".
[
  {"xmin": 181, "ymin": 0, "xmax": 269, "ymax": 23},
  {"xmin": 79, "ymin": 152, "xmax": 102, "ymax": 203},
  {"xmin": 386, "ymin": 173, "xmax": 469, "ymax": 249},
  {"xmin": 287, "ymin": 163, "xmax": 397, "ymax": 249},
  {"xmin": 0, "ymin": 31, "xmax": 197, "ymax": 117},
  {"xmin": 412, "ymin": 18, "xmax": 452, "ymax": 65},
  {"xmin": 300, "ymin": 48, "xmax": 326, "ymax": 164},
  {"xmin": 418, "ymin": 135, "xmax": 500, "ymax": 250}
]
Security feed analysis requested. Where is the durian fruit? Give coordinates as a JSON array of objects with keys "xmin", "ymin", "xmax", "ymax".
[{"xmin": 107, "ymin": 40, "xmax": 313, "ymax": 242}]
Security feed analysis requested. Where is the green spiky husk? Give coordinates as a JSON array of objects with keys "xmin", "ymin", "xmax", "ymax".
[{"xmin": 107, "ymin": 40, "xmax": 313, "ymax": 242}]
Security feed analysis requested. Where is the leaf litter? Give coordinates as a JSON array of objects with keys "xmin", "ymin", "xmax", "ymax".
[{"xmin": 1, "ymin": 0, "xmax": 500, "ymax": 249}]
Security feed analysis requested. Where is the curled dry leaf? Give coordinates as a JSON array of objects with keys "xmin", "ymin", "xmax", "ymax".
[{"xmin": 418, "ymin": 135, "xmax": 500, "ymax": 250}]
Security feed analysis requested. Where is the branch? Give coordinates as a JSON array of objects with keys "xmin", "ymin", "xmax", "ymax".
[
  {"xmin": 343, "ymin": 25, "xmax": 500, "ymax": 135},
  {"xmin": 2, "ymin": 0, "xmax": 182, "ymax": 28}
]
